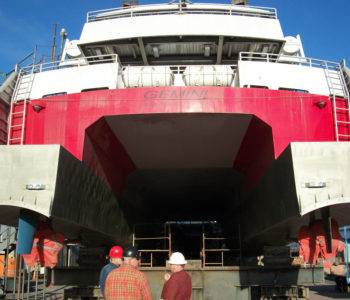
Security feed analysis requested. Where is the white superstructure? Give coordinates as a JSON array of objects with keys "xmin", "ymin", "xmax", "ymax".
[{"xmin": 4, "ymin": 1, "xmax": 349, "ymax": 102}]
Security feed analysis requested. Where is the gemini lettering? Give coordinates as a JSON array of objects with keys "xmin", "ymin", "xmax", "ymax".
[{"xmin": 144, "ymin": 89, "xmax": 208, "ymax": 100}]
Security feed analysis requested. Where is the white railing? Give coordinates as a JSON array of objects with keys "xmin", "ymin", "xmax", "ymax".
[
  {"xmin": 19, "ymin": 54, "xmax": 120, "ymax": 76},
  {"xmin": 18, "ymin": 53, "xmax": 236, "ymax": 79},
  {"xmin": 239, "ymin": 51, "xmax": 349, "ymax": 99},
  {"xmin": 239, "ymin": 52, "xmax": 342, "ymax": 72},
  {"xmin": 12, "ymin": 50, "xmax": 349, "ymax": 102},
  {"xmin": 87, "ymin": 3, "xmax": 276, "ymax": 22}
]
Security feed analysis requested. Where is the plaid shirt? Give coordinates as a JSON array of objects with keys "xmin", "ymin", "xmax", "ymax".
[{"xmin": 105, "ymin": 264, "xmax": 152, "ymax": 300}]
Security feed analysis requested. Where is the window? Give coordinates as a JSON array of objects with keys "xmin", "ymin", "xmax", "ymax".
[
  {"xmin": 43, "ymin": 92, "xmax": 67, "ymax": 98},
  {"xmin": 250, "ymin": 85, "xmax": 268, "ymax": 89},
  {"xmin": 279, "ymin": 87, "xmax": 309, "ymax": 93},
  {"xmin": 81, "ymin": 87, "xmax": 109, "ymax": 92}
]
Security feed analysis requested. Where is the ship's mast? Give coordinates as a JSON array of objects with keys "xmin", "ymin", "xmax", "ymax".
[
  {"xmin": 51, "ymin": 23, "xmax": 58, "ymax": 62},
  {"xmin": 231, "ymin": 0, "xmax": 248, "ymax": 4}
]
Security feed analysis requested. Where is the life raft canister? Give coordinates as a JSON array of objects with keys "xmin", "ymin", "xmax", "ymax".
[{"xmin": 22, "ymin": 222, "xmax": 64, "ymax": 269}]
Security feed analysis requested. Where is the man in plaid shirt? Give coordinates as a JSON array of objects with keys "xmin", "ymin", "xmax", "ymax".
[{"xmin": 105, "ymin": 246, "xmax": 152, "ymax": 300}]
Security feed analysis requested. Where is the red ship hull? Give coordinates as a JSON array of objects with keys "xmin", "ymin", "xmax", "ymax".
[
  {"xmin": 22, "ymin": 87, "xmax": 337, "ymax": 155},
  {"xmin": 10, "ymin": 86, "xmax": 342, "ymax": 193},
  {"xmin": 5, "ymin": 86, "xmax": 350, "ymax": 256}
]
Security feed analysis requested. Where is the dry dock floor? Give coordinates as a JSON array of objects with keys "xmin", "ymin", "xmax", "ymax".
[
  {"xmin": 308, "ymin": 280, "xmax": 350, "ymax": 299},
  {"xmin": 3, "ymin": 280, "xmax": 350, "ymax": 299}
]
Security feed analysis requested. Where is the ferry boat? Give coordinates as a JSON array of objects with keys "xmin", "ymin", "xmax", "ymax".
[{"xmin": 0, "ymin": 0, "xmax": 350, "ymax": 263}]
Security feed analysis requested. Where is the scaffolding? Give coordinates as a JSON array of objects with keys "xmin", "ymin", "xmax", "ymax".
[
  {"xmin": 201, "ymin": 223, "xmax": 241, "ymax": 267},
  {"xmin": 132, "ymin": 223, "xmax": 172, "ymax": 267},
  {"xmin": 132, "ymin": 222, "xmax": 242, "ymax": 267}
]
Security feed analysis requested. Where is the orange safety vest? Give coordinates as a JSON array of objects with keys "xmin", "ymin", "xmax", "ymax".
[
  {"xmin": 0, "ymin": 255, "xmax": 17, "ymax": 277},
  {"xmin": 22, "ymin": 222, "xmax": 64, "ymax": 269},
  {"xmin": 299, "ymin": 219, "xmax": 345, "ymax": 268},
  {"xmin": 298, "ymin": 226, "xmax": 312, "ymax": 264}
]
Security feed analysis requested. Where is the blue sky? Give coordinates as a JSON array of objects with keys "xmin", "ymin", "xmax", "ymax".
[{"xmin": 0, "ymin": 0, "xmax": 349, "ymax": 74}]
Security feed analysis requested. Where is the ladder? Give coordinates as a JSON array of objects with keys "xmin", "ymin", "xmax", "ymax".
[
  {"xmin": 7, "ymin": 68, "xmax": 34, "ymax": 145},
  {"xmin": 325, "ymin": 62, "xmax": 350, "ymax": 141}
]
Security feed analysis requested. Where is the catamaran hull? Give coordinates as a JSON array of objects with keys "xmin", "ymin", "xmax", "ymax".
[
  {"xmin": 242, "ymin": 142, "xmax": 350, "ymax": 254},
  {"xmin": 1, "ymin": 86, "xmax": 349, "ymax": 253},
  {"xmin": 0, "ymin": 145, "xmax": 131, "ymax": 246}
]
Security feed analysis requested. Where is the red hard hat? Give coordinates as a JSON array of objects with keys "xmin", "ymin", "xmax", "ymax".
[{"xmin": 109, "ymin": 246, "xmax": 123, "ymax": 258}]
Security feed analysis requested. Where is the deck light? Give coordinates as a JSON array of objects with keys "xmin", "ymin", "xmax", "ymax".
[
  {"xmin": 314, "ymin": 100, "xmax": 327, "ymax": 109},
  {"xmin": 26, "ymin": 184, "xmax": 46, "ymax": 190},
  {"xmin": 305, "ymin": 181, "xmax": 327, "ymax": 188},
  {"xmin": 31, "ymin": 102, "xmax": 46, "ymax": 112}
]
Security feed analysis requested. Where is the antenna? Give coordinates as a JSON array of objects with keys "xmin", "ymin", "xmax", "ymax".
[{"xmin": 51, "ymin": 23, "xmax": 58, "ymax": 62}]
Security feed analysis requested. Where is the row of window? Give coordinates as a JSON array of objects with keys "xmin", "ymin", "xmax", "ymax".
[
  {"xmin": 243, "ymin": 85, "xmax": 309, "ymax": 93},
  {"xmin": 42, "ymin": 87, "xmax": 109, "ymax": 98}
]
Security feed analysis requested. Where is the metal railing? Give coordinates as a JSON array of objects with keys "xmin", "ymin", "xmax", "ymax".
[
  {"xmin": 0, "ymin": 226, "xmax": 16, "ymax": 251},
  {"xmin": 239, "ymin": 51, "xmax": 350, "ymax": 142},
  {"xmin": 0, "ymin": 48, "xmax": 37, "ymax": 87},
  {"xmin": 122, "ymin": 64, "xmax": 237, "ymax": 74},
  {"xmin": 20, "ymin": 54, "xmax": 120, "ymax": 76},
  {"xmin": 87, "ymin": 3, "xmax": 276, "ymax": 22},
  {"xmin": 0, "ymin": 226, "xmax": 52, "ymax": 300},
  {"xmin": 240, "ymin": 51, "xmax": 350, "ymax": 97},
  {"xmin": 239, "ymin": 51, "xmax": 344, "ymax": 72},
  {"xmin": 0, "ymin": 226, "xmax": 16, "ymax": 299},
  {"xmin": 14, "ymin": 51, "xmax": 345, "ymax": 89}
]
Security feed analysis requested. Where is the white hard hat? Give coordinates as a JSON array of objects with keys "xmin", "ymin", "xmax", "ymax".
[{"xmin": 169, "ymin": 252, "xmax": 187, "ymax": 265}]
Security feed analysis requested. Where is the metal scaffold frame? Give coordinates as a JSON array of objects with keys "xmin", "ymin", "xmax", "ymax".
[{"xmin": 132, "ymin": 223, "xmax": 172, "ymax": 267}]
